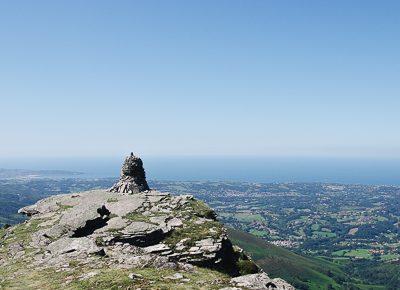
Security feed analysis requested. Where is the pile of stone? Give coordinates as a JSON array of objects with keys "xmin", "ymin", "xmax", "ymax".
[{"xmin": 108, "ymin": 153, "xmax": 150, "ymax": 194}]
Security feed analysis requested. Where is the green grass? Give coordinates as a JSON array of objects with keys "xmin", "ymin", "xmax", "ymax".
[
  {"xmin": 312, "ymin": 231, "xmax": 336, "ymax": 238},
  {"xmin": 233, "ymin": 212, "xmax": 264, "ymax": 223},
  {"xmin": 80, "ymin": 267, "xmax": 231, "ymax": 290},
  {"xmin": 186, "ymin": 199, "xmax": 216, "ymax": 219},
  {"xmin": 332, "ymin": 250, "xmax": 347, "ymax": 256},
  {"xmin": 165, "ymin": 199, "xmax": 223, "ymax": 247},
  {"xmin": 228, "ymin": 229, "xmax": 397, "ymax": 289},
  {"xmin": 228, "ymin": 228, "xmax": 347, "ymax": 289},
  {"xmin": 249, "ymin": 229, "xmax": 268, "ymax": 237},
  {"xmin": 344, "ymin": 249, "xmax": 373, "ymax": 259},
  {"xmin": 353, "ymin": 283, "xmax": 386, "ymax": 290},
  {"xmin": 123, "ymin": 212, "xmax": 158, "ymax": 224},
  {"xmin": 1, "ymin": 265, "xmax": 232, "ymax": 290},
  {"xmin": 106, "ymin": 197, "xmax": 118, "ymax": 203},
  {"xmin": 380, "ymin": 253, "xmax": 400, "ymax": 261},
  {"xmin": 333, "ymin": 249, "xmax": 373, "ymax": 260},
  {"xmin": 164, "ymin": 219, "xmax": 222, "ymax": 247},
  {"xmin": 375, "ymin": 216, "xmax": 388, "ymax": 222},
  {"xmin": 311, "ymin": 224, "xmax": 320, "ymax": 231},
  {"xmin": 56, "ymin": 202, "xmax": 74, "ymax": 211},
  {"xmin": 0, "ymin": 219, "xmax": 43, "ymax": 250}
]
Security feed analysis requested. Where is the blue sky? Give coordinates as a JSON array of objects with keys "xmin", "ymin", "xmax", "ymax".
[{"xmin": 0, "ymin": 1, "xmax": 399, "ymax": 158}]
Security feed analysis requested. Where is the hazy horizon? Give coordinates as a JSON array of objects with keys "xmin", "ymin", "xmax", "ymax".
[{"xmin": 1, "ymin": 155, "xmax": 400, "ymax": 186}]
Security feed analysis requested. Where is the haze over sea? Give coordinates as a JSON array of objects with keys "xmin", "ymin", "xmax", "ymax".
[{"xmin": 1, "ymin": 157, "xmax": 399, "ymax": 186}]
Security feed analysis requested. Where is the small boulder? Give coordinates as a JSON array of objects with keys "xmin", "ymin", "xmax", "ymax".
[{"xmin": 230, "ymin": 273, "xmax": 295, "ymax": 290}]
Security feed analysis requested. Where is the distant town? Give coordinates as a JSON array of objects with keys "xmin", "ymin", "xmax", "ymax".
[{"xmin": 152, "ymin": 181, "xmax": 400, "ymax": 263}]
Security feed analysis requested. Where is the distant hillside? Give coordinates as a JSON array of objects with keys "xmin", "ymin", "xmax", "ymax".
[
  {"xmin": 228, "ymin": 228, "xmax": 386, "ymax": 290},
  {"xmin": 0, "ymin": 168, "xmax": 82, "ymax": 179}
]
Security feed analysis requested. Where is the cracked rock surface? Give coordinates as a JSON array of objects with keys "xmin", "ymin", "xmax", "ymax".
[{"xmin": 15, "ymin": 190, "xmax": 236, "ymax": 270}]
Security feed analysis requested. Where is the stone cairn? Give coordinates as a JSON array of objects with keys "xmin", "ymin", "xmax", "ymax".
[{"xmin": 109, "ymin": 153, "xmax": 150, "ymax": 194}]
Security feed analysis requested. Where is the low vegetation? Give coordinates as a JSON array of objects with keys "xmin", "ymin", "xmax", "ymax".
[
  {"xmin": 1, "ymin": 265, "xmax": 232, "ymax": 290},
  {"xmin": 165, "ymin": 199, "xmax": 222, "ymax": 247},
  {"xmin": 228, "ymin": 228, "xmax": 389, "ymax": 290}
]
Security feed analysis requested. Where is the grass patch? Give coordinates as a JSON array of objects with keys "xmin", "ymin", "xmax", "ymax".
[
  {"xmin": 164, "ymin": 199, "xmax": 223, "ymax": 247},
  {"xmin": 311, "ymin": 224, "xmax": 320, "ymax": 231},
  {"xmin": 1, "ymin": 265, "xmax": 231, "ymax": 289},
  {"xmin": 76, "ymin": 267, "xmax": 231, "ymax": 290},
  {"xmin": 68, "ymin": 260, "xmax": 80, "ymax": 268},
  {"xmin": 186, "ymin": 199, "xmax": 216, "ymax": 219},
  {"xmin": 0, "ymin": 219, "xmax": 42, "ymax": 249},
  {"xmin": 249, "ymin": 229, "xmax": 268, "ymax": 237},
  {"xmin": 165, "ymin": 219, "xmax": 222, "ymax": 247},
  {"xmin": 345, "ymin": 249, "xmax": 373, "ymax": 259},
  {"xmin": 332, "ymin": 250, "xmax": 347, "ymax": 256},
  {"xmin": 312, "ymin": 231, "xmax": 336, "ymax": 238},
  {"xmin": 123, "ymin": 212, "xmax": 161, "ymax": 225},
  {"xmin": 333, "ymin": 249, "xmax": 373, "ymax": 259},
  {"xmin": 56, "ymin": 202, "xmax": 74, "ymax": 211},
  {"xmin": 380, "ymin": 253, "xmax": 400, "ymax": 261},
  {"xmin": 237, "ymin": 258, "xmax": 259, "ymax": 275},
  {"xmin": 234, "ymin": 212, "xmax": 264, "ymax": 223}
]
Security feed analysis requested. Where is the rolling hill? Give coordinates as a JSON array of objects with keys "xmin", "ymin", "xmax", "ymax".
[{"xmin": 228, "ymin": 228, "xmax": 387, "ymax": 290}]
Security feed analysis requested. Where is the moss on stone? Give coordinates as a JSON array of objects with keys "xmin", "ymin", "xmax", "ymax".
[
  {"xmin": 184, "ymin": 199, "xmax": 217, "ymax": 220},
  {"xmin": 237, "ymin": 259, "xmax": 259, "ymax": 275},
  {"xmin": 164, "ymin": 219, "xmax": 223, "ymax": 247},
  {"xmin": 56, "ymin": 202, "xmax": 74, "ymax": 211},
  {"xmin": 123, "ymin": 212, "xmax": 154, "ymax": 224},
  {"xmin": 107, "ymin": 197, "xmax": 118, "ymax": 203},
  {"xmin": 0, "ymin": 219, "xmax": 42, "ymax": 249},
  {"xmin": 123, "ymin": 211, "xmax": 165, "ymax": 225}
]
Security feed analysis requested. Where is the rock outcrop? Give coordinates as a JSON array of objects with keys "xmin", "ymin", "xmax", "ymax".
[
  {"xmin": 109, "ymin": 153, "xmax": 150, "ymax": 194},
  {"xmin": 0, "ymin": 154, "xmax": 293, "ymax": 289},
  {"xmin": 227, "ymin": 273, "xmax": 295, "ymax": 289}
]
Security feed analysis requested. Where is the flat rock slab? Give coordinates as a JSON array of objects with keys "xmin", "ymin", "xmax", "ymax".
[
  {"xmin": 230, "ymin": 273, "xmax": 295, "ymax": 290},
  {"xmin": 47, "ymin": 237, "xmax": 102, "ymax": 255}
]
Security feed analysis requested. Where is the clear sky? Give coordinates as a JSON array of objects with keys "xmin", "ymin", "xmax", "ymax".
[{"xmin": 0, "ymin": 1, "xmax": 399, "ymax": 158}]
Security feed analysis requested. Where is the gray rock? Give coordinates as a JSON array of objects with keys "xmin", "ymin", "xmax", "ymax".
[
  {"xmin": 163, "ymin": 273, "xmax": 184, "ymax": 280},
  {"xmin": 143, "ymin": 243, "xmax": 170, "ymax": 253},
  {"xmin": 7, "ymin": 242, "xmax": 24, "ymax": 258},
  {"xmin": 47, "ymin": 237, "xmax": 103, "ymax": 255},
  {"xmin": 109, "ymin": 153, "xmax": 150, "ymax": 194},
  {"xmin": 178, "ymin": 262, "xmax": 195, "ymax": 272},
  {"xmin": 230, "ymin": 273, "xmax": 295, "ymax": 290},
  {"xmin": 167, "ymin": 217, "xmax": 183, "ymax": 228},
  {"xmin": 129, "ymin": 273, "xmax": 143, "ymax": 280}
]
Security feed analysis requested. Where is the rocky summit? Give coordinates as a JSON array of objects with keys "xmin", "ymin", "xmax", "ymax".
[{"xmin": 0, "ymin": 154, "xmax": 293, "ymax": 289}]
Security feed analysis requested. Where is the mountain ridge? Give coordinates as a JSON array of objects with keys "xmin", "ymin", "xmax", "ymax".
[{"xmin": 0, "ymin": 154, "xmax": 293, "ymax": 290}]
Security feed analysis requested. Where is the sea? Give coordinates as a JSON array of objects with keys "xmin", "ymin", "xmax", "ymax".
[{"xmin": 0, "ymin": 156, "xmax": 400, "ymax": 186}]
